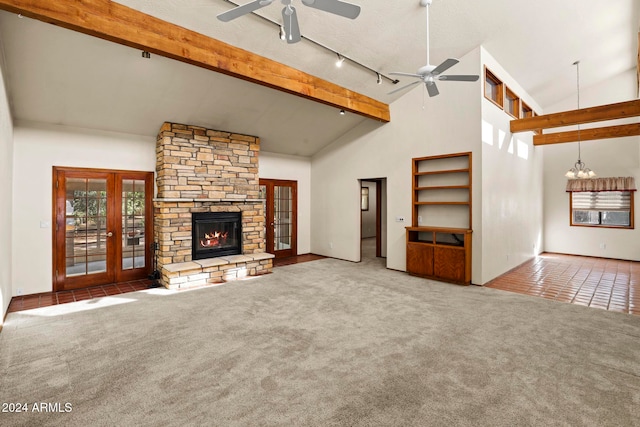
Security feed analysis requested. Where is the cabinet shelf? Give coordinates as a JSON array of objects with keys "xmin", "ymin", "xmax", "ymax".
[
  {"xmin": 408, "ymin": 152, "xmax": 472, "ymax": 285},
  {"xmin": 415, "ymin": 168, "xmax": 469, "ymax": 176},
  {"xmin": 415, "ymin": 185, "xmax": 470, "ymax": 191},
  {"xmin": 415, "ymin": 201, "xmax": 469, "ymax": 206}
]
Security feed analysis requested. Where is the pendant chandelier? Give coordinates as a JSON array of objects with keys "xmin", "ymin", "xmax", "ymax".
[{"xmin": 565, "ymin": 60, "xmax": 596, "ymax": 179}]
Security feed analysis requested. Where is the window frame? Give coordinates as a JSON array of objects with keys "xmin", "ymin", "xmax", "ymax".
[
  {"xmin": 569, "ymin": 190, "xmax": 635, "ymax": 229},
  {"xmin": 504, "ymin": 86, "xmax": 521, "ymax": 118},
  {"xmin": 484, "ymin": 66, "xmax": 504, "ymax": 109}
]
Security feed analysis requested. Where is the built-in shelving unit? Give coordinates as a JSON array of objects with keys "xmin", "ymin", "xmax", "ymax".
[{"xmin": 406, "ymin": 152, "xmax": 472, "ymax": 285}]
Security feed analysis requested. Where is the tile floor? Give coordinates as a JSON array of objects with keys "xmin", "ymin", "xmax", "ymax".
[
  {"xmin": 7, "ymin": 279, "xmax": 156, "ymax": 313},
  {"xmin": 486, "ymin": 252, "xmax": 640, "ymax": 316}
]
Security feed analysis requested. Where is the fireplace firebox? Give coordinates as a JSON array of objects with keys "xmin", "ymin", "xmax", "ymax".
[{"xmin": 192, "ymin": 212, "xmax": 242, "ymax": 260}]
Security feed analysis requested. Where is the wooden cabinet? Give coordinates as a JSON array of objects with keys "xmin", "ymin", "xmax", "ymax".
[
  {"xmin": 406, "ymin": 227, "xmax": 472, "ymax": 285},
  {"xmin": 407, "ymin": 241, "xmax": 434, "ymax": 277},
  {"xmin": 406, "ymin": 152, "xmax": 472, "ymax": 285}
]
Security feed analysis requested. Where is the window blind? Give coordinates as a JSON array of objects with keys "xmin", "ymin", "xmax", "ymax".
[{"xmin": 572, "ymin": 191, "xmax": 631, "ymax": 211}]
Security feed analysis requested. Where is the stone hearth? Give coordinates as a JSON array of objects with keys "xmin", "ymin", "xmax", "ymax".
[{"xmin": 154, "ymin": 122, "xmax": 273, "ymax": 289}]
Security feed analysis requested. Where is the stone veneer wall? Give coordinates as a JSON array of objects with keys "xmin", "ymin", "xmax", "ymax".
[
  {"xmin": 156, "ymin": 122, "xmax": 260, "ymax": 200},
  {"xmin": 154, "ymin": 122, "xmax": 271, "ymax": 287}
]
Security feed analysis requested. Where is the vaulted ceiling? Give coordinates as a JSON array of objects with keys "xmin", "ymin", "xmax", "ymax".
[{"xmin": 0, "ymin": 0, "xmax": 638, "ymax": 156}]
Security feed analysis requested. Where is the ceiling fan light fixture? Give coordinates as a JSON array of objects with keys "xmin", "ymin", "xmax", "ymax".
[
  {"xmin": 279, "ymin": 26, "xmax": 286, "ymax": 41},
  {"xmin": 388, "ymin": 0, "xmax": 478, "ymax": 97}
]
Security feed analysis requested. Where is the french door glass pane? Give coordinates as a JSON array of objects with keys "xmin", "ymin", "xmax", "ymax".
[
  {"xmin": 274, "ymin": 185, "xmax": 292, "ymax": 250},
  {"xmin": 65, "ymin": 178, "xmax": 107, "ymax": 276},
  {"xmin": 122, "ymin": 179, "xmax": 146, "ymax": 270}
]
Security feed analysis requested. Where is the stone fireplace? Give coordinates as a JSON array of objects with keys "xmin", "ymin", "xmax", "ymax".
[{"xmin": 154, "ymin": 122, "xmax": 273, "ymax": 289}]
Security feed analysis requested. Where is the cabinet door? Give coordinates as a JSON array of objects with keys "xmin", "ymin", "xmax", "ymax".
[
  {"xmin": 434, "ymin": 246, "xmax": 465, "ymax": 282},
  {"xmin": 406, "ymin": 242, "xmax": 434, "ymax": 277}
]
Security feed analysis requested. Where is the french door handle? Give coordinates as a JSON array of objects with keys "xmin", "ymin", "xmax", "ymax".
[{"xmin": 106, "ymin": 232, "xmax": 113, "ymax": 237}]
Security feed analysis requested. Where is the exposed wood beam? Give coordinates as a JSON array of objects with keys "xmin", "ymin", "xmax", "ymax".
[
  {"xmin": 511, "ymin": 99, "xmax": 640, "ymax": 133},
  {"xmin": 533, "ymin": 123, "xmax": 640, "ymax": 146},
  {"xmin": 0, "ymin": 0, "xmax": 390, "ymax": 123}
]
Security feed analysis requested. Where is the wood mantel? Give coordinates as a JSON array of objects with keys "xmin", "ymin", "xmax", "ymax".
[{"xmin": 0, "ymin": 0, "xmax": 391, "ymax": 123}]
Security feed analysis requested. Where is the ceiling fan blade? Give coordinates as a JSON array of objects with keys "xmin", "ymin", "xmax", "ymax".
[
  {"xmin": 438, "ymin": 75, "xmax": 480, "ymax": 82},
  {"xmin": 301, "ymin": 0, "xmax": 361, "ymax": 19},
  {"xmin": 387, "ymin": 80, "xmax": 421, "ymax": 95},
  {"xmin": 389, "ymin": 72, "xmax": 423, "ymax": 78},
  {"xmin": 426, "ymin": 82, "xmax": 439, "ymax": 97},
  {"xmin": 431, "ymin": 58, "xmax": 459, "ymax": 76},
  {"xmin": 282, "ymin": 6, "xmax": 302, "ymax": 44},
  {"xmin": 217, "ymin": 0, "xmax": 273, "ymax": 22}
]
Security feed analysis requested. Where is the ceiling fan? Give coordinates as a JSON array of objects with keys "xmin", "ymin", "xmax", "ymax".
[
  {"xmin": 217, "ymin": 0, "xmax": 361, "ymax": 44},
  {"xmin": 389, "ymin": 0, "xmax": 479, "ymax": 97}
]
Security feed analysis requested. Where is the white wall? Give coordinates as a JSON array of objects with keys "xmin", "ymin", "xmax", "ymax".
[
  {"xmin": 360, "ymin": 181, "xmax": 377, "ymax": 238},
  {"xmin": 480, "ymin": 48, "xmax": 544, "ymax": 284},
  {"xmin": 311, "ymin": 47, "xmax": 483, "ymax": 281},
  {"xmin": 543, "ymin": 69, "xmax": 640, "ymax": 260},
  {"xmin": 259, "ymin": 151, "xmax": 311, "ymax": 255},
  {"xmin": 310, "ymin": 46, "xmax": 545, "ymax": 285},
  {"xmin": 0, "ymin": 49, "xmax": 14, "ymax": 323},
  {"xmin": 12, "ymin": 122, "xmax": 155, "ymax": 296}
]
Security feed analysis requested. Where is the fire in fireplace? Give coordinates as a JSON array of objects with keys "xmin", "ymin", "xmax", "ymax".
[{"xmin": 192, "ymin": 212, "xmax": 242, "ymax": 260}]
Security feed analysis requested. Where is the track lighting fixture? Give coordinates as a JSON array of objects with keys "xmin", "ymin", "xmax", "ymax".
[
  {"xmin": 141, "ymin": 51, "xmax": 151, "ymax": 59},
  {"xmin": 339, "ymin": 109, "xmax": 346, "ymax": 115},
  {"xmin": 218, "ymin": 1, "xmax": 398, "ymax": 86}
]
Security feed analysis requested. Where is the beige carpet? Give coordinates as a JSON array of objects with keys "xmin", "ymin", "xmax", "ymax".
[{"xmin": 1, "ymin": 257, "xmax": 639, "ymax": 426}]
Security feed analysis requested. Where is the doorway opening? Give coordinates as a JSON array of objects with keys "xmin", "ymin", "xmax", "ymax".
[{"xmin": 360, "ymin": 178, "xmax": 387, "ymax": 266}]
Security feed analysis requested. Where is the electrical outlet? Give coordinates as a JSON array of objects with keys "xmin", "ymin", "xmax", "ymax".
[
  {"xmin": 329, "ymin": 242, "xmax": 333, "ymax": 249},
  {"xmin": 418, "ymin": 216, "xmax": 423, "ymax": 223},
  {"xmin": 16, "ymin": 288, "xmax": 24, "ymax": 296},
  {"xmin": 599, "ymin": 243, "xmax": 606, "ymax": 250},
  {"xmin": 395, "ymin": 216, "xmax": 405, "ymax": 222}
]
